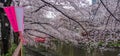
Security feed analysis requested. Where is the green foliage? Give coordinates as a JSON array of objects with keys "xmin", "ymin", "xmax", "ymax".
[
  {"xmin": 98, "ymin": 41, "xmax": 120, "ymax": 47},
  {"xmin": 98, "ymin": 41, "xmax": 104, "ymax": 46},
  {"xmin": 2, "ymin": 44, "xmax": 26, "ymax": 56},
  {"xmin": 22, "ymin": 46, "xmax": 26, "ymax": 56},
  {"xmin": 51, "ymin": 38, "xmax": 61, "ymax": 46},
  {"xmin": 38, "ymin": 44, "xmax": 47, "ymax": 52},
  {"xmin": 107, "ymin": 42, "xmax": 120, "ymax": 47},
  {"xmin": 2, "ymin": 43, "xmax": 17, "ymax": 56}
]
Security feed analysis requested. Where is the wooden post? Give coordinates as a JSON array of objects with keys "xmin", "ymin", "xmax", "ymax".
[
  {"xmin": 12, "ymin": 42, "xmax": 22, "ymax": 56},
  {"xmin": 12, "ymin": 31, "xmax": 24, "ymax": 56}
]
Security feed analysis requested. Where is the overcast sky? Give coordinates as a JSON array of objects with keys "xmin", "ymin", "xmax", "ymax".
[{"xmin": 87, "ymin": 0, "xmax": 92, "ymax": 5}]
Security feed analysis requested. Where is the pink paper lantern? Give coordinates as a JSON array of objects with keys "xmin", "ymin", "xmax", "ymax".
[
  {"xmin": 4, "ymin": 6, "xmax": 24, "ymax": 33},
  {"xmin": 15, "ymin": 7, "xmax": 24, "ymax": 33},
  {"xmin": 4, "ymin": 6, "xmax": 19, "ymax": 32}
]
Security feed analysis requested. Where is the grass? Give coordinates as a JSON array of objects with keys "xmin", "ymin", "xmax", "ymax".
[
  {"xmin": 2, "ymin": 43, "xmax": 17, "ymax": 56},
  {"xmin": 98, "ymin": 41, "xmax": 120, "ymax": 48}
]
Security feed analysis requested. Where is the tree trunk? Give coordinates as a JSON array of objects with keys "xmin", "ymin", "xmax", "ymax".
[
  {"xmin": 1, "ymin": 13, "xmax": 10, "ymax": 55},
  {"xmin": 0, "ymin": 0, "xmax": 12, "ymax": 55}
]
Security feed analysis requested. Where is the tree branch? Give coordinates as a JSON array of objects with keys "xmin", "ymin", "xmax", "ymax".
[
  {"xmin": 31, "ymin": 4, "xmax": 47, "ymax": 13},
  {"xmin": 100, "ymin": 0, "xmax": 120, "ymax": 22},
  {"xmin": 30, "ymin": 22, "xmax": 67, "ymax": 38},
  {"xmin": 40, "ymin": 0, "xmax": 88, "ymax": 34},
  {"xmin": 103, "ymin": 0, "xmax": 120, "ymax": 31},
  {"xmin": 92, "ymin": 2, "xmax": 101, "ymax": 20},
  {"xmin": 24, "ymin": 29, "xmax": 56, "ymax": 38}
]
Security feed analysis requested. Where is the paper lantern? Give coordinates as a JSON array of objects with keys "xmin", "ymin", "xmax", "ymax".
[
  {"xmin": 34, "ymin": 37, "xmax": 46, "ymax": 43},
  {"xmin": 4, "ymin": 6, "xmax": 19, "ymax": 32},
  {"xmin": 4, "ymin": 6, "xmax": 25, "ymax": 44},
  {"xmin": 15, "ymin": 7, "xmax": 24, "ymax": 33}
]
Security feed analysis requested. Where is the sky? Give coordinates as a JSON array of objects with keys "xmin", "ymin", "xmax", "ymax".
[
  {"xmin": 86, "ymin": 0, "xmax": 92, "ymax": 5},
  {"xmin": 45, "ymin": 0, "xmax": 93, "ymax": 19}
]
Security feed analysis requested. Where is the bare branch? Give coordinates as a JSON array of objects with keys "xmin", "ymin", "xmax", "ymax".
[
  {"xmin": 31, "ymin": 4, "xmax": 47, "ymax": 13},
  {"xmin": 100, "ymin": 0, "xmax": 120, "ymax": 22},
  {"xmin": 24, "ymin": 29, "xmax": 55, "ymax": 38},
  {"xmin": 41, "ymin": 0, "xmax": 88, "ymax": 34}
]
